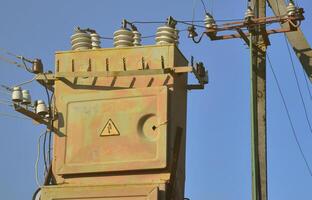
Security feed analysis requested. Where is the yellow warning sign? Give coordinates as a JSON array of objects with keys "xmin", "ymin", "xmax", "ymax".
[{"xmin": 100, "ymin": 119, "xmax": 120, "ymax": 136}]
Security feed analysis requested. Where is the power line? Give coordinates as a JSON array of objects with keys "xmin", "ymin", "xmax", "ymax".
[
  {"xmin": 267, "ymin": 54, "xmax": 312, "ymax": 177},
  {"xmin": 284, "ymin": 35, "xmax": 312, "ymax": 135},
  {"xmin": 302, "ymin": 66, "xmax": 312, "ymax": 101},
  {"xmin": 0, "ymin": 111, "xmax": 29, "ymax": 120},
  {"xmin": 0, "ymin": 99, "xmax": 13, "ymax": 107},
  {"xmin": 200, "ymin": 0, "xmax": 208, "ymax": 14}
]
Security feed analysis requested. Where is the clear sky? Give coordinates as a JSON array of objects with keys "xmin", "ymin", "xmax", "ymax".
[{"xmin": 0, "ymin": 0, "xmax": 311, "ymax": 199}]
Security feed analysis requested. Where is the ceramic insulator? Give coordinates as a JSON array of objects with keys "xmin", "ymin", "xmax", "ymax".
[
  {"xmin": 287, "ymin": 2, "xmax": 296, "ymax": 16},
  {"xmin": 90, "ymin": 33, "xmax": 101, "ymax": 49},
  {"xmin": 36, "ymin": 100, "xmax": 48, "ymax": 116},
  {"xmin": 113, "ymin": 28, "xmax": 134, "ymax": 47},
  {"xmin": 155, "ymin": 25, "xmax": 176, "ymax": 45},
  {"xmin": 132, "ymin": 30, "xmax": 142, "ymax": 46},
  {"xmin": 12, "ymin": 86, "xmax": 22, "ymax": 102},
  {"xmin": 21, "ymin": 90, "xmax": 31, "ymax": 105},
  {"xmin": 204, "ymin": 14, "xmax": 217, "ymax": 29},
  {"xmin": 71, "ymin": 30, "xmax": 92, "ymax": 50}
]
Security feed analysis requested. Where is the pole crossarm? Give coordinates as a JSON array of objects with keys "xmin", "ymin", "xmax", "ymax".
[{"xmin": 204, "ymin": 9, "xmax": 304, "ymax": 48}]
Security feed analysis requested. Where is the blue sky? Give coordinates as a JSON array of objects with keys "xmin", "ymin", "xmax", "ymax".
[{"xmin": 0, "ymin": 0, "xmax": 311, "ymax": 199}]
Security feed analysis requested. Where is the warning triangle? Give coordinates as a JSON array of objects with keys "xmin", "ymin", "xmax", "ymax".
[{"xmin": 100, "ymin": 119, "xmax": 120, "ymax": 136}]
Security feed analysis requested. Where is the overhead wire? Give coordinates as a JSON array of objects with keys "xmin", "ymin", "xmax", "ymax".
[
  {"xmin": 0, "ymin": 111, "xmax": 29, "ymax": 120},
  {"xmin": 200, "ymin": 0, "xmax": 208, "ymax": 14},
  {"xmin": 274, "ymin": 0, "xmax": 312, "ymax": 134},
  {"xmin": 0, "ymin": 47, "xmax": 34, "ymax": 73},
  {"xmin": 267, "ymin": 54, "xmax": 312, "ymax": 176},
  {"xmin": 14, "ymin": 75, "xmax": 38, "ymax": 87},
  {"xmin": 302, "ymin": 71, "xmax": 312, "ymax": 100},
  {"xmin": 284, "ymin": 36, "xmax": 312, "ymax": 134},
  {"xmin": 0, "ymin": 99, "xmax": 13, "ymax": 107}
]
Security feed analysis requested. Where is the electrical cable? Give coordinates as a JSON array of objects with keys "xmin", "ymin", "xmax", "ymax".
[
  {"xmin": 48, "ymin": 91, "xmax": 55, "ymax": 167},
  {"xmin": 42, "ymin": 73, "xmax": 53, "ymax": 173},
  {"xmin": 131, "ymin": 21, "xmax": 165, "ymax": 24},
  {"xmin": 0, "ymin": 111, "xmax": 29, "ymax": 120},
  {"xmin": 0, "ymin": 99, "xmax": 13, "ymax": 107},
  {"xmin": 0, "ymin": 90, "xmax": 10, "ymax": 95},
  {"xmin": 267, "ymin": 54, "xmax": 312, "ymax": 177},
  {"xmin": 284, "ymin": 36, "xmax": 312, "ymax": 135},
  {"xmin": 14, "ymin": 75, "xmax": 38, "ymax": 87},
  {"xmin": 35, "ymin": 131, "xmax": 47, "ymax": 187},
  {"xmin": 302, "ymin": 65, "xmax": 312, "ymax": 101},
  {"xmin": 0, "ymin": 47, "xmax": 34, "ymax": 73},
  {"xmin": 99, "ymin": 36, "xmax": 113, "ymax": 40},
  {"xmin": 40, "ymin": 73, "xmax": 51, "ymax": 174},
  {"xmin": 32, "ymin": 188, "xmax": 41, "ymax": 200},
  {"xmin": 0, "ymin": 55, "xmax": 24, "ymax": 68},
  {"xmin": 192, "ymin": 0, "xmax": 197, "ymax": 25},
  {"xmin": 200, "ymin": 0, "xmax": 208, "ymax": 14},
  {"xmin": 177, "ymin": 21, "xmax": 207, "ymax": 29}
]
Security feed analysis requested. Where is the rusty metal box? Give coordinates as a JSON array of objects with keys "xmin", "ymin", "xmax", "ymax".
[
  {"xmin": 41, "ymin": 185, "xmax": 160, "ymax": 200},
  {"xmin": 52, "ymin": 45, "xmax": 189, "ymax": 199},
  {"xmin": 55, "ymin": 86, "xmax": 168, "ymax": 175}
]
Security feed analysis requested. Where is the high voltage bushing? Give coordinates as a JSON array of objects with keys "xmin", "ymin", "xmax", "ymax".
[
  {"xmin": 155, "ymin": 25, "xmax": 176, "ymax": 45},
  {"xmin": 132, "ymin": 30, "xmax": 142, "ymax": 46},
  {"xmin": 113, "ymin": 28, "xmax": 134, "ymax": 48},
  {"xmin": 174, "ymin": 29, "xmax": 180, "ymax": 46},
  {"xmin": 71, "ymin": 28, "xmax": 92, "ymax": 50},
  {"xmin": 90, "ymin": 33, "xmax": 101, "ymax": 49}
]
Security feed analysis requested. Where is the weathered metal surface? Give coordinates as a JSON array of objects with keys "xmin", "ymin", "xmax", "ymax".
[
  {"xmin": 251, "ymin": 1, "xmax": 268, "ymax": 200},
  {"xmin": 41, "ymin": 184, "xmax": 161, "ymax": 200},
  {"xmin": 46, "ymin": 44, "xmax": 190, "ymax": 200},
  {"xmin": 267, "ymin": 0, "xmax": 312, "ymax": 81},
  {"xmin": 55, "ymin": 86, "xmax": 168, "ymax": 175}
]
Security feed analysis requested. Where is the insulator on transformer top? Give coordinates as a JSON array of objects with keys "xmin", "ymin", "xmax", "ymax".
[
  {"xmin": 287, "ymin": 1, "xmax": 297, "ymax": 16},
  {"xmin": 70, "ymin": 28, "xmax": 92, "ymax": 50},
  {"xmin": 132, "ymin": 30, "xmax": 142, "ymax": 46},
  {"xmin": 155, "ymin": 25, "xmax": 176, "ymax": 45},
  {"xmin": 21, "ymin": 90, "xmax": 31, "ymax": 105},
  {"xmin": 12, "ymin": 86, "xmax": 22, "ymax": 102},
  {"xmin": 204, "ymin": 13, "xmax": 217, "ymax": 29},
  {"xmin": 113, "ymin": 28, "xmax": 134, "ymax": 47},
  {"xmin": 90, "ymin": 33, "xmax": 101, "ymax": 49},
  {"xmin": 244, "ymin": 6, "xmax": 255, "ymax": 21},
  {"xmin": 174, "ymin": 29, "xmax": 180, "ymax": 46}
]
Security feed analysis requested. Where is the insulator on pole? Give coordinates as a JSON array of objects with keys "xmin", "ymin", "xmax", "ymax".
[
  {"xmin": 204, "ymin": 13, "xmax": 217, "ymax": 29},
  {"xmin": 21, "ymin": 90, "xmax": 31, "ymax": 105},
  {"xmin": 286, "ymin": 1, "xmax": 297, "ymax": 16},
  {"xmin": 32, "ymin": 59, "xmax": 43, "ymax": 74},
  {"xmin": 70, "ymin": 27, "xmax": 92, "ymax": 50},
  {"xmin": 113, "ymin": 28, "xmax": 134, "ymax": 48},
  {"xmin": 12, "ymin": 86, "xmax": 22, "ymax": 102},
  {"xmin": 244, "ymin": 6, "xmax": 255, "ymax": 21},
  {"xmin": 132, "ymin": 30, "xmax": 142, "ymax": 46},
  {"xmin": 155, "ymin": 25, "xmax": 176, "ymax": 45},
  {"xmin": 90, "ymin": 33, "xmax": 101, "ymax": 49},
  {"xmin": 36, "ymin": 100, "xmax": 48, "ymax": 116}
]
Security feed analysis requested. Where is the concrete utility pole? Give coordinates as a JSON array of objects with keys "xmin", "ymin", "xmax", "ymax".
[{"xmin": 251, "ymin": 0, "xmax": 267, "ymax": 200}]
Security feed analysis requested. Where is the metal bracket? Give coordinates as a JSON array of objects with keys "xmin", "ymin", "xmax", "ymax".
[{"xmin": 13, "ymin": 104, "xmax": 62, "ymax": 136}]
